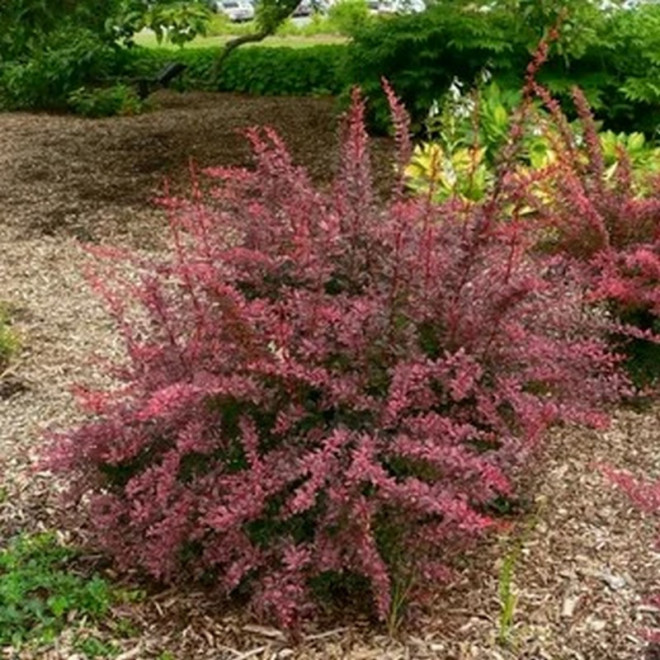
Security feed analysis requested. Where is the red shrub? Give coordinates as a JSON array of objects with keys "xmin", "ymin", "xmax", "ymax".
[
  {"xmin": 514, "ymin": 80, "xmax": 660, "ymax": 388},
  {"xmin": 528, "ymin": 87, "xmax": 659, "ymax": 259},
  {"xmin": 46, "ymin": 89, "xmax": 623, "ymax": 629}
]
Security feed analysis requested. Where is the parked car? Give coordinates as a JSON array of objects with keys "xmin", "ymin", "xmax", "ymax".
[
  {"xmin": 216, "ymin": 0, "xmax": 255, "ymax": 21},
  {"xmin": 293, "ymin": 0, "xmax": 313, "ymax": 17},
  {"xmin": 377, "ymin": 0, "xmax": 425, "ymax": 13},
  {"xmin": 311, "ymin": 0, "xmax": 331, "ymax": 14}
]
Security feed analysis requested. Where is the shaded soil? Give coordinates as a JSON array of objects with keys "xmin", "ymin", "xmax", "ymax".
[{"xmin": 0, "ymin": 90, "xmax": 392, "ymax": 245}]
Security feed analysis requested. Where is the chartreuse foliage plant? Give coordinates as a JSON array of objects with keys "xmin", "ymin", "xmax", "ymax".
[
  {"xmin": 46, "ymin": 85, "xmax": 624, "ymax": 630},
  {"xmin": 405, "ymin": 80, "xmax": 521, "ymax": 203},
  {"xmin": 405, "ymin": 79, "xmax": 660, "ymax": 203},
  {"xmin": 0, "ymin": 532, "xmax": 115, "ymax": 650}
]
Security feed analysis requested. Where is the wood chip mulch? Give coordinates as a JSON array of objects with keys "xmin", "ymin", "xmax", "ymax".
[{"xmin": 0, "ymin": 91, "xmax": 658, "ymax": 660}]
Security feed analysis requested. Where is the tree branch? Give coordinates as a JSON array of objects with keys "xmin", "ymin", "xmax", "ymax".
[
  {"xmin": 214, "ymin": 30, "xmax": 271, "ymax": 76},
  {"xmin": 213, "ymin": 0, "xmax": 302, "ymax": 81}
]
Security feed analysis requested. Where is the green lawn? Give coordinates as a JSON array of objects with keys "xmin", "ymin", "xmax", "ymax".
[{"xmin": 133, "ymin": 30, "xmax": 347, "ymax": 49}]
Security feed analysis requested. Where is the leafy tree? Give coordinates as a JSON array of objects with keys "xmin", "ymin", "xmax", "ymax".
[
  {"xmin": 1, "ymin": 0, "xmax": 306, "ymax": 65},
  {"xmin": 111, "ymin": 0, "xmax": 213, "ymax": 49},
  {"xmin": 0, "ymin": 0, "xmax": 308, "ymax": 110},
  {"xmin": 0, "ymin": 0, "xmax": 127, "ymax": 111},
  {"xmin": 118, "ymin": 0, "xmax": 310, "ymax": 77},
  {"xmin": 0, "ymin": 0, "xmax": 122, "ymax": 60}
]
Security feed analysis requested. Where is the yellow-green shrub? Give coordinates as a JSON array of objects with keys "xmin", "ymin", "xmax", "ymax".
[{"xmin": 405, "ymin": 82, "xmax": 660, "ymax": 203}]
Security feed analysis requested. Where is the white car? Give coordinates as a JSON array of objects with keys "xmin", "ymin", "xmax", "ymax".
[
  {"xmin": 377, "ymin": 0, "xmax": 425, "ymax": 13},
  {"xmin": 216, "ymin": 0, "xmax": 255, "ymax": 21},
  {"xmin": 293, "ymin": 0, "xmax": 313, "ymax": 16}
]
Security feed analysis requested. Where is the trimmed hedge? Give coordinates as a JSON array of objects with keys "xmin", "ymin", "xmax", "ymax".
[{"xmin": 119, "ymin": 44, "xmax": 348, "ymax": 96}]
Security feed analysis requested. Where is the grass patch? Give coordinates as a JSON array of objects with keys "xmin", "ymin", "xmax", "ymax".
[{"xmin": 132, "ymin": 29, "xmax": 347, "ymax": 49}]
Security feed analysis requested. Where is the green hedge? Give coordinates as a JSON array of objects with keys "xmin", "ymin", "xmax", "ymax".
[
  {"xmin": 343, "ymin": 7, "xmax": 525, "ymax": 132},
  {"xmin": 120, "ymin": 44, "xmax": 348, "ymax": 96},
  {"xmin": 120, "ymin": 4, "xmax": 660, "ymax": 135}
]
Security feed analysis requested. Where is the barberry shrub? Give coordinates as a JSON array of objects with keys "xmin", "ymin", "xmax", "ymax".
[
  {"xmin": 516, "ymin": 81, "xmax": 660, "ymax": 389},
  {"xmin": 46, "ymin": 88, "xmax": 623, "ymax": 630},
  {"xmin": 524, "ymin": 89, "xmax": 660, "ymax": 388}
]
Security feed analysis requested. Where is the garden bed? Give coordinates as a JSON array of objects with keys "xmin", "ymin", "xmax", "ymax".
[{"xmin": 0, "ymin": 91, "xmax": 658, "ymax": 660}]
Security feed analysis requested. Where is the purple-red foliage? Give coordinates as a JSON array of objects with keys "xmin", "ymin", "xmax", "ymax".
[
  {"xmin": 601, "ymin": 465, "xmax": 660, "ymax": 643},
  {"xmin": 527, "ymin": 85, "xmax": 660, "ymax": 259},
  {"xmin": 513, "ymin": 78, "xmax": 660, "ymax": 387},
  {"xmin": 46, "ymin": 88, "xmax": 623, "ymax": 629}
]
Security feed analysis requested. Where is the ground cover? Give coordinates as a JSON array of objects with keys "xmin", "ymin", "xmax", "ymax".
[{"xmin": 0, "ymin": 90, "xmax": 658, "ymax": 659}]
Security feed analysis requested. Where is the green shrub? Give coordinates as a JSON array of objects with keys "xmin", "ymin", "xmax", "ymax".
[
  {"xmin": 67, "ymin": 84, "xmax": 146, "ymax": 118},
  {"xmin": 345, "ymin": 2, "xmax": 660, "ymax": 134},
  {"xmin": 596, "ymin": 3, "xmax": 660, "ymax": 135},
  {"xmin": 327, "ymin": 0, "xmax": 373, "ymax": 37},
  {"xmin": 120, "ymin": 43, "xmax": 348, "ymax": 96},
  {"xmin": 405, "ymin": 81, "xmax": 660, "ymax": 203},
  {"xmin": 0, "ymin": 27, "xmax": 120, "ymax": 111},
  {"xmin": 530, "ymin": 4, "xmax": 660, "ymax": 136},
  {"xmin": 0, "ymin": 1, "xmax": 216, "ymax": 113},
  {"xmin": 344, "ymin": 5, "xmax": 526, "ymax": 132},
  {"xmin": 0, "ymin": 532, "xmax": 114, "ymax": 648},
  {"xmin": 0, "ymin": 0, "xmax": 124, "ymax": 62},
  {"xmin": 220, "ymin": 44, "xmax": 347, "ymax": 95},
  {"xmin": 0, "ymin": 0, "xmax": 130, "ymax": 113}
]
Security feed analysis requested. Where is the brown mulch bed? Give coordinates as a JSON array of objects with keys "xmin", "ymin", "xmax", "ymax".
[
  {"xmin": 0, "ymin": 90, "xmax": 392, "ymax": 245},
  {"xmin": 0, "ymin": 91, "xmax": 659, "ymax": 660}
]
